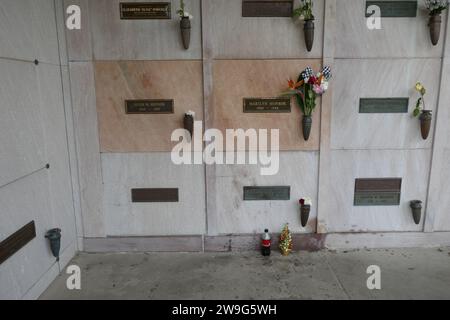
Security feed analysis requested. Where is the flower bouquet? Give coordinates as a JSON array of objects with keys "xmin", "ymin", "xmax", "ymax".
[
  {"xmin": 177, "ymin": 0, "xmax": 193, "ymax": 50},
  {"xmin": 299, "ymin": 197, "xmax": 312, "ymax": 227},
  {"xmin": 412, "ymin": 82, "xmax": 432, "ymax": 140},
  {"xmin": 282, "ymin": 66, "xmax": 332, "ymax": 141},
  {"xmin": 425, "ymin": 0, "xmax": 449, "ymax": 46}
]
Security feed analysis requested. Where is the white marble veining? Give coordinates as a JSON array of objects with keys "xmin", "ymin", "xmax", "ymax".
[
  {"xmin": 210, "ymin": 152, "xmax": 319, "ymax": 234},
  {"xmin": 89, "ymin": 0, "xmax": 202, "ymax": 60},
  {"xmin": 331, "ymin": 58, "xmax": 441, "ymax": 150},
  {"xmin": 102, "ymin": 153, "xmax": 206, "ymax": 236},
  {"xmin": 323, "ymin": 149, "xmax": 431, "ymax": 233},
  {"xmin": 335, "ymin": 0, "xmax": 446, "ymax": 58},
  {"xmin": 204, "ymin": 0, "xmax": 324, "ymax": 59},
  {"xmin": 0, "ymin": 0, "xmax": 60, "ymax": 64},
  {"xmin": 0, "ymin": 59, "xmax": 45, "ymax": 187},
  {"xmin": 63, "ymin": 0, "xmax": 93, "ymax": 61},
  {"xmin": 69, "ymin": 62, "xmax": 105, "ymax": 237}
]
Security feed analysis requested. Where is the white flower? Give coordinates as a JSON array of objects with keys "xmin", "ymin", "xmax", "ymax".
[
  {"xmin": 321, "ymin": 81, "xmax": 329, "ymax": 91},
  {"xmin": 186, "ymin": 110, "xmax": 195, "ymax": 117},
  {"xmin": 304, "ymin": 197, "xmax": 313, "ymax": 206},
  {"xmin": 183, "ymin": 11, "xmax": 193, "ymax": 19}
]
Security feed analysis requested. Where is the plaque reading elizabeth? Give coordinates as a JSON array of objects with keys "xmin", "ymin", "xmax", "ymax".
[
  {"xmin": 243, "ymin": 98, "xmax": 291, "ymax": 113},
  {"xmin": 125, "ymin": 100, "xmax": 174, "ymax": 114},
  {"xmin": 120, "ymin": 2, "xmax": 171, "ymax": 20}
]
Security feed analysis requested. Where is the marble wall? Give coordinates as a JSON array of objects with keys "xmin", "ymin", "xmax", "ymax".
[
  {"xmin": 211, "ymin": 59, "xmax": 322, "ymax": 151},
  {"xmin": 0, "ymin": 0, "xmax": 79, "ymax": 299},
  {"xmin": 102, "ymin": 153, "xmax": 206, "ymax": 236},
  {"xmin": 62, "ymin": 0, "xmax": 450, "ymax": 246},
  {"xmin": 204, "ymin": 0, "xmax": 325, "ymax": 59},
  {"xmin": 95, "ymin": 61, "xmax": 203, "ymax": 152}
]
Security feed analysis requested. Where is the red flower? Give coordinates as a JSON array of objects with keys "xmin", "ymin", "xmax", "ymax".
[{"xmin": 300, "ymin": 199, "xmax": 305, "ymax": 205}]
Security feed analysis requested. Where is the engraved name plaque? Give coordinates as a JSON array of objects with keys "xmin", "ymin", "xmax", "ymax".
[
  {"xmin": 354, "ymin": 178, "xmax": 402, "ymax": 206},
  {"xmin": 243, "ymin": 98, "xmax": 291, "ymax": 113},
  {"xmin": 242, "ymin": 0, "xmax": 294, "ymax": 17},
  {"xmin": 120, "ymin": 2, "xmax": 171, "ymax": 20},
  {"xmin": 365, "ymin": 1, "xmax": 417, "ymax": 18},
  {"xmin": 125, "ymin": 100, "xmax": 174, "ymax": 114},
  {"xmin": 131, "ymin": 188, "xmax": 179, "ymax": 203},
  {"xmin": 359, "ymin": 98, "xmax": 409, "ymax": 113},
  {"xmin": 244, "ymin": 186, "xmax": 291, "ymax": 201},
  {"xmin": 0, "ymin": 221, "xmax": 36, "ymax": 265}
]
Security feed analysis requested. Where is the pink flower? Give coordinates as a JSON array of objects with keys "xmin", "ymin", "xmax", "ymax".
[{"xmin": 313, "ymin": 84, "xmax": 324, "ymax": 94}]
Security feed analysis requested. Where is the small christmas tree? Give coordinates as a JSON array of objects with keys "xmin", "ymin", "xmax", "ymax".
[{"xmin": 279, "ymin": 224, "xmax": 293, "ymax": 256}]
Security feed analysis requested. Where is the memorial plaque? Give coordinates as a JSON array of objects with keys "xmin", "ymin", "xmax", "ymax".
[
  {"xmin": 365, "ymin": 1, "xmax": 417, "ymax": 18},
  {"xmin": 244, "ymin": 186, "xmax": 290, "ymax": 201},
  {"xmin": 120, "ymin": 2, "xmax": 171, "ymax": 20},
  {"xmin": 125, "ymin": 100, "xmax": 174, "ymax": 114},
  {"xmin": 242, "ymin": 0, "xmax": 293, "ymax": 17},
  {"xmin": 0, "ymin": 221, "xmax": 36, "ymax": 265},
  {"xmin": 359, "ymin": 98, "xmax": 409, "ymax": 113},
  {"xmin": 354, "ymin": 178, "xmax": 402, "ymax": 206},
  {"xmin": 243, "ymin": 98, "xmax": 291, "ymax": 113},
  {"xmin": 132, "ymin": 188, "xmax": 179, "ymax": 202}
]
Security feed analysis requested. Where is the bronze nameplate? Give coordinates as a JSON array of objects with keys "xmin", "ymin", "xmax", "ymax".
[
  {"xmin": 354, "ymin": 178, "xmax": 402, "ymax": 206},
  {"xmin": 244, "ymin": 186, "xmax": 291, "ymax": 201},
  {"xmin": 125, "ymin": 100, "xmax": 174, "ymax": 114},
  {"xmin": 132, "ymin": 188, "xmax": 179, "ymax": 202},
  {"xmin": 120, "ymin": 2, "xmax": 171, "ymax": 20},
  {"xmin": 366, "ymin": 1, "xmax": 417, "ymax": 18},
  {"xmin": 360, "ymin": 98, "xmax": 409, "ymax": 113},
  {"xmin": 0, "ymin": 221, "xmax": 36, "ymax": 265},
  {"xmin": 243, "ymin": 98, "xmax": 291, "ymax": 113},
  {"xmin": 242, "ymin": 0, "xmax": 293, "ymax": 17}
]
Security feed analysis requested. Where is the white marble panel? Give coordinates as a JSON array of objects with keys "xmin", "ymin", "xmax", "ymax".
[
  {"xmin": 0, "ymin": 0, "xmax": 60, "ymax": 64},
  {"xmin": 429, "ymin": 148, "xmax": 450, "ymax": 231},
  {"xmin": 331, "ymin": 58, "xmax": 441, "ymax": 150},
  {"xmin": 323, "ymin": 149, "xmax": 431, "ymax": 233},
  {"xmin": 102, "ymin": 153, "xmax": 206, "ymax": 236},
  {"xmin": 0, "ymin": 59, "xmax": 45, "ymax": 187},
  {"xmin": 211, "ymin": 152, "xmax": 319, "ymax": 234},
  {"xmin": 69, "ymin": 62, "xmax": 105, "ymax": 237},
  {"xmin": 335, "ymin": 0, "xmax": 445, "ymax": 58},
  {"xmin": 89, "ymin": 0, "xmax": 202, "ymax": 60},
  {"xmin": 0, "ymin": 170, "xmax": 73, "ymax": 299},
  {"xmin": 204, "ymin": 0, "xmax": 324, "ymax": 59},
  {"xmin": 37, "ymin": 64, "xmax": 77, "ymax": 241}
]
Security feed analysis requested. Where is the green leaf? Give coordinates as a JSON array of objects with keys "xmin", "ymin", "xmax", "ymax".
[{"xmin": 413, "ymin": 108, "xmax": 421, "ymax": 117}]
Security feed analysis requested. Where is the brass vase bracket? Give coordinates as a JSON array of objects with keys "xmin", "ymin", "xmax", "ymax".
[
  {"xmin": 180, "ymin": 17, "xmax": 191, "ymax": 50},
  {"xmin": 302, "ymin": 115, "xmax": 312, "ymax": 141},
  {"xmin": 300, "ymin": 205, "xmax": 311, "ymax": 227},
  {"xmin": 410, "ymin": 200, "xmax": 423, "ymax": 225},
  {"xmin": 304, "ymin": 19, "xmax": 315, "ymax": 52},
  {"xmin": 419, "ymin": 110, "xmax": 432, "ymax": 140},
  {"xmin": 429, "ymin": 13, "xmax": 442, "ymax": 46}
]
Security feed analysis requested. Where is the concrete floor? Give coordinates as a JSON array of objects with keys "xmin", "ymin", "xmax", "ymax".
[{"xmin": 40, "ymin": 247, "xmax": 450, "ymax": 300}]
